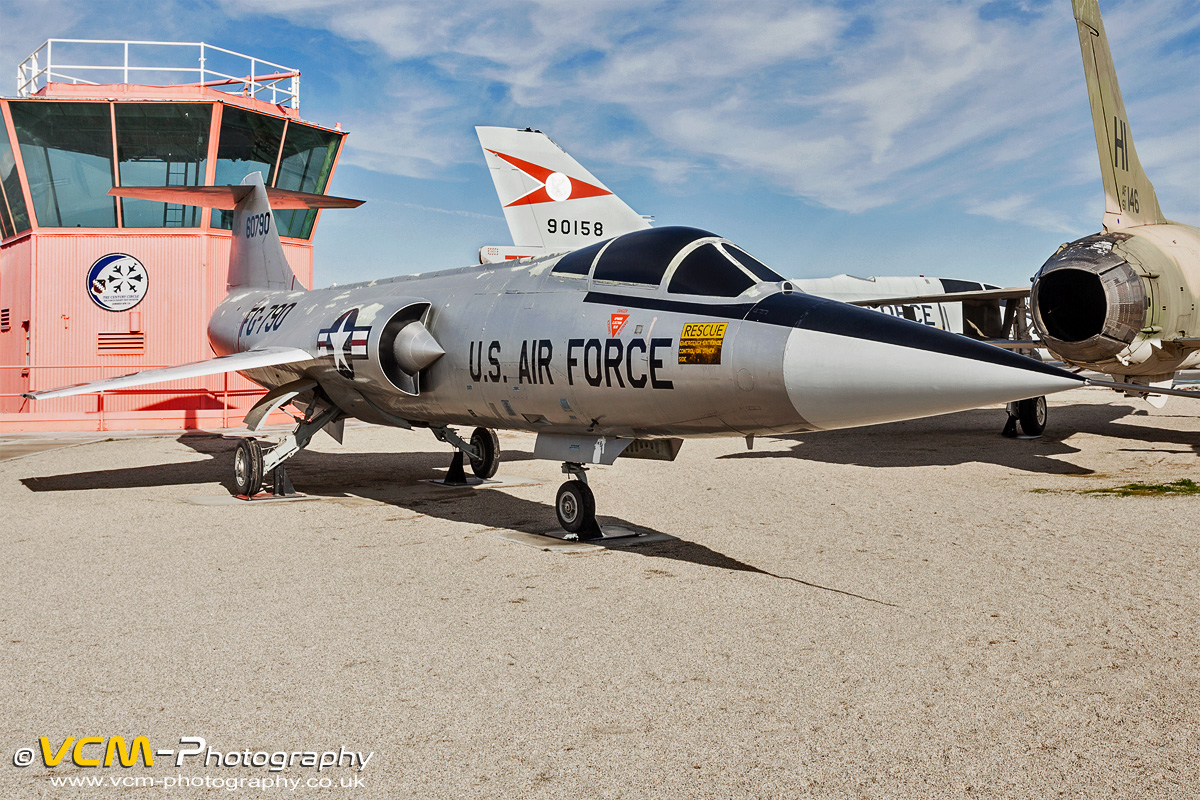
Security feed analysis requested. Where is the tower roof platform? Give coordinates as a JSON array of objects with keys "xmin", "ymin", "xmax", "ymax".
[
  {"xmin": 0, "ymin": 39, "xmax": 349, "ymax": 431},
  {"xmin": 17, "ymin": 39, "xmax": 304, "ymax": 117}
]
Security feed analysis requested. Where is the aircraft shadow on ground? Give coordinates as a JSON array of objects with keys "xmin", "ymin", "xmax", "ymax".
[
  {"xmin": 721, "ymin": 402, "xmax": 1200, "ymax": 473},
  {"xmin": 20, "ymin": 435, "xmax": 889, "ymax": 603},
  {"xmin": 349, "ymin": 482, "xmax": 895, "ymax": 604},
  {"xmin": 18, "ymin": 433, "xmax": 546, "ymax": 494}
]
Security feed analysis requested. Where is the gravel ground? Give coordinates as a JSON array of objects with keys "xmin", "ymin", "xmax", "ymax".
[{"xmin": 1, "ymin": 386, "xmax": 1197, "ymax": 799}]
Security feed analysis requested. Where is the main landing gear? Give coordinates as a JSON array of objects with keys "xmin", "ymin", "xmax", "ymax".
[
  {"xmin": 233, "ymin": 438, "xmax": 265, "ymax": 496},
  {"xmin": 434, "ymin": 429, "xmax": 602, "ymax": 538},
  {"xmin": 233, "ymin": 436, "xmax": 298, "ymax": 496},
  {"xmin": 556, "ymin": 463, "xmax": 601, "ymax": 540},
  {"xmin": 433, "ymin": 425, "xmax": 501, "ymax": 485},
  {"xmin": 1002, "ymin": 395, "xmax": 1047, "ymax": 438},
  {"xmin": 231, "ymin": 400, "xmax": 344, "ymax": 497}
]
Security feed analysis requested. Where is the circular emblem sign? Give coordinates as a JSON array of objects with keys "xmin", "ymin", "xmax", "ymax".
[{"xmin": 87, "ymin": 253, "xmax": 148, "ymax": 312}]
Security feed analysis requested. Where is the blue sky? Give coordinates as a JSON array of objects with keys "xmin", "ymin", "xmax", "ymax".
[{"xmin": 2, "ymin": 0, "xmax": 1197, "ymax": 288}]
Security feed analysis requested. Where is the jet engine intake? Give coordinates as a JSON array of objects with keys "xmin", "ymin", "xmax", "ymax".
[
  {"xmin": 331, "ymin": 300, "xmax": 444, "ymax": 396},
  {"xmin": 375, "ymin": 303, "xmax": 444, "ymax": 395},
  {"xmin": 1031, "ymin": 234, "xmax": 1147, "ymax": 364}
]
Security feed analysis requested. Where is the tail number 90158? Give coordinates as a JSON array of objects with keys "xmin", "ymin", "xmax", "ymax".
[{"xmin": 547, "ymin": 219, "xmax": 602, "ymax": 237}]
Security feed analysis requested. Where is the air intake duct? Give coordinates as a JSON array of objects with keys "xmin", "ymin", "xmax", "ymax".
[
  {"xmin": 329, "ymin": 300, "xmax": 444, "ymax": 396},
  {"xmin": 375, "ymin": 303, "xmax": 444, "ymax": 395}
]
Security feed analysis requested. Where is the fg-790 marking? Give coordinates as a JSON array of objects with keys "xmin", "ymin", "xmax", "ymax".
[{"xmin": 240, "ymin": 302, "xmax": 296, "ymax": 338}]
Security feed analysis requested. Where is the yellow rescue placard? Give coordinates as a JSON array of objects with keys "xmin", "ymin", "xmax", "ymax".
[{"xmin": 678, "ymin": 321, "xmax": 728, "ymax": 365}]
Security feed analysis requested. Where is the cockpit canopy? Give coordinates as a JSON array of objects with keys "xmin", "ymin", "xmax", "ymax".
[{"xmin": 552, "ymin": 226, "xmax": 785, "ymax": 297}]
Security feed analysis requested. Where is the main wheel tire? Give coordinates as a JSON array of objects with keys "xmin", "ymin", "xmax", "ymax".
[
  {"xmin": 1017, "ymin": 396, "xmax": 1047, "ymax": 436},
  {"xmin": 555, "ymin": 480, "xmax": 596, "ymax": 535},
  {"xmin": 233, "ymin": 438, "xmax": 264, "ymax": 496},
  {"xmin": 469, "ymin": 427, "xmax": 500, "ymax": 479}
]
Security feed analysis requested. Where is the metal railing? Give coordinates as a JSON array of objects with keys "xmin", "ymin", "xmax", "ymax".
[{"xmin": 16, "ymin": 39, "xmax": 300, "ymax": 110}]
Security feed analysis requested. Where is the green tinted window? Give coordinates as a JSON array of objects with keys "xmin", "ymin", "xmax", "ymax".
[
  {"xmin": 0, "ymin": 192, "xmax": 10, "ymax": 238},
  {"xmin": 210, "ymin": 105, "xmax": 284, "ymax": 230},
  {"xmin": 10, "ymin": 101, "xmax": 116, "ymax": 227},
  {"xmin": 274, "ymin": 122, "xmax": 340, "ymax": 239},
  {"xmin": 116, "ymin": 104, "xmax": 211, "ymax": 228},
  {"xmin": 0, "ymin": 119, "xmax": 28, "ymax": 235}
]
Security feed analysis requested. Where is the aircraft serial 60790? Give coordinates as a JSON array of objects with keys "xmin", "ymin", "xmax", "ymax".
[{"xmin": 27, "ymin": 172, "xmax": 1110, "ymax": 537}]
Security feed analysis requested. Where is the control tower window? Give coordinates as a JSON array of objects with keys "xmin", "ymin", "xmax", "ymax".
[
  {"xmin": 0, "ymin": 128, "xmax": 30, "ymax": 236},
  {"xmin": 0, "ymin": 143, "xmax": 11, "ymax": 235},
  {"xmin": 116, "ymin": 104, "xmax": 211, "ymax": 228},
  {"xmin": 10, "ymin": 101, "xmax": 116, "ymax": 227},
  {"xmin": 210, "ymin": 105, "xmax": 284, "ymax": 230},
  {"xmin": 667, "ymin": 244, "xmax": 755, "ymax": 297},
  {"xmin": 275, "ymin": 122, "xmax": 341, "ymax": 239}
]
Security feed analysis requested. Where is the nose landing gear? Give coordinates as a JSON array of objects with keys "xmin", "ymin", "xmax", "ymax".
[{"xmin": 556, "ymin": 463, "xmax": 601, "ymax": 540}]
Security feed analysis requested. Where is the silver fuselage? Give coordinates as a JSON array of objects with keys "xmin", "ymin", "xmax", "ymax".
[{"xmin": 209, "ymin": 250, "xmax": 1078, "ymax": 439}]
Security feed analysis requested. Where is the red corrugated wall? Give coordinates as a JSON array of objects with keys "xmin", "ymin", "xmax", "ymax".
[
  {"xmin": 0, "ymin": 235, "xmax": 32, "ymax": 412},
  {"xmin": 1, "ymin": 230, "xmax": 312, "ymax": 429}
]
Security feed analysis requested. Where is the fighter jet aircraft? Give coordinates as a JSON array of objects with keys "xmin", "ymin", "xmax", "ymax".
[
  {"xmin": 476, "ymin": 125, "xmax": 1020, "ymax": 342},
  {"xmin": 26, "ymin": 170, "xmax": 1110, "ymax": 537},
  {"xmin": 1025, "ymin": 0, "xmax": 1200, "ymax": 403},
  {"xmin": 477, "ymin": 125, "xmax": 1044, "ymax": 432}
]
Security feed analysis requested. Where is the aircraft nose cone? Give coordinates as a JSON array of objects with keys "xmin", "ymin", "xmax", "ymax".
[{"xmin": 747, "ymin": 294, "xmax": 1085, "ymax": 430}]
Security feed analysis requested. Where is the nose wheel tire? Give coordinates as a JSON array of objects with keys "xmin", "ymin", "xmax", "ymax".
[
  {"xmin": 469, "ymin": 427, "xmax": 500, "ymax": 479},
  {"xmin": 556, "ymin": 480, "xmax": 597, "ymax": 536},
  {"xmin": 1017, "ymin": 396, "xmax": 1047, "ymax": 436},
  {"xmin": 233, "ymin": 438, "xmax": 264, "ymax": 496}
]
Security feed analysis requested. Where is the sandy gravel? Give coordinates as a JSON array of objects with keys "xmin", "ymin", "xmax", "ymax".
[{"xmin": 0, "ymin": 386, "xmax": 1197, "ymax": 799}]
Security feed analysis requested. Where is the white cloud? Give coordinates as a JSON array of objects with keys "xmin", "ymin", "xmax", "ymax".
[
  {"xmin": 6, "ymin": 0, "xmax": 1194, "ymax": 224},
  {"xmin": 964, "ymin": 193, "xmax": 1082, "ymax": 235},
  {"xmin": 179, "ymin": 0, "xmax": 1200, "ymax": 223},
  {"xmin": 333, "ymin": 80, "xmax": 466, "ymax": 176}
]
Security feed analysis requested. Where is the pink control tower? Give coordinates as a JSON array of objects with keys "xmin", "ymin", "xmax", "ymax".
[{"xmin": 0, "ymin": 40, "xmax": 347, "ymax": 431}]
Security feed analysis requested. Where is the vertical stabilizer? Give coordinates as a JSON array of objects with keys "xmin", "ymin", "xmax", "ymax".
[
  {"xmin": 1073, "ymin": 0, "xmax": 1165, "ymax": 230},
  {"xmin": 228, "ymin": 172, "xmax": 302, "ymax": 291},
  {"xmin": 476, "ymin": 126, "xmax": 651, "ymax": 253}
]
